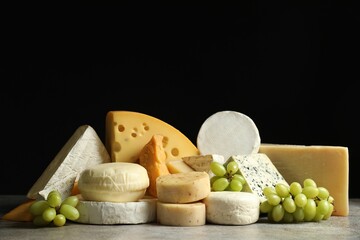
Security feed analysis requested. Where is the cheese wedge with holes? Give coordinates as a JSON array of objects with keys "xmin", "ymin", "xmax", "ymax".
[
  {"xmin": 156, "ymin": 172, "xmax": 211, "ymax": 203},
  {"xmin": 157, "ymin": 202, "xmax": 206, "ymax": 226},
  {"xmin": 75, "ymin": 198, "xmax": 157, "ymax": 224},
  {"xmin": 259, "ymin": 144, "xmax": 349, "ymax": 216},
  {"xmin": 105, "ymin": 111, "xmax": 199, "ymax": 163},
  {"xmin": 27, "ymin": 125, "xmax": 111, "ymax": 200}
]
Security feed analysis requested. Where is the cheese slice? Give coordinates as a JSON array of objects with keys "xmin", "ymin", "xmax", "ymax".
[
  {"xmin": 27, "ymin": 125, "xmax": 111, "ymax": 200},
  {"xmin": 105, "ymin": 111, "xmax": 199, "ymax": 163},
  {"xmin": 156, "ymin": 172, "xmax": 210, "ymax": 203},
  {"xmin": 259, "ymin": 144, "xmax": 349, "ymax": 216},
  {"xmin": 157, "ymin": 202, "xmax": 206, "ymax": 226},
  {"xmin": 75, "ymin": 198, "xmax": 157, "ymax": 224},
  {"xmin": 182, "ymin": 154, "xmax": 225, "ymax": 177},
  {"xmin": 227, "ymin": 153, "xmax": 288, "ymax": 202},
  {"xmin": 166, "ymin": 159, "xmax": 195, "ymax": 174},
  {"xmin": 203, "ymin": 191, "xmax": 260, "ymax": 225}
]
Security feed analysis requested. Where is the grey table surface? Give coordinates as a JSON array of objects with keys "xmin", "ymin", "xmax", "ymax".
[{"xmin": 0, "ymin": 195, "xmax": 359, "ymax": 240}]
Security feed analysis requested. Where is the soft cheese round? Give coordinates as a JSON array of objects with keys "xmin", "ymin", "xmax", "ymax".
[
  {"xmin": 197, "ymin": 111, "xmax": 261, "ymax": 160},
  {"xmin": 75, "ymin": 198, "xmax": 157, "ymax": 224},
  {"xmin": 78, "ymin": 162, "xmax": 149, "ymax": 203},
  {"xmin": 203, "ymin": 191, "xmax": 260, "ymax": 225}
]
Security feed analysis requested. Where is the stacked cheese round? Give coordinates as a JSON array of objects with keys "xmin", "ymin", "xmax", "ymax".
[
  {"xmin": 78, "ymin": 162, "xmax": 149, "ymax": 203},
  {"xmin": 75, "ymin": 162, "xmax": 157, "ymax": 224},
  {"xmin": 156, "ymin": 171, "xmax": 210, "ymax": 226}
]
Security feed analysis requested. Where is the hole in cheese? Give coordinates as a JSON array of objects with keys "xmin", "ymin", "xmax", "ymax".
[{"xmin": 118, "ymin": 125, "xmax": 125, "ymax": 132}]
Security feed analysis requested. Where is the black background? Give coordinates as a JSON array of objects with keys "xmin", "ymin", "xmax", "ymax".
[{"xmin": 1, "ymin": 3, "xmax": 359, "ymax": 198}]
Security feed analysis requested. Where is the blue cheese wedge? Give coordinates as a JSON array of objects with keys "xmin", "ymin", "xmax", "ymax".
[
  {"xmin": 27, "ymin": 125, "xmax": 111, "ymax": 200},
  {"xmin": 227, "ymin": 153, "xmax": 288, "ymax": 202}
]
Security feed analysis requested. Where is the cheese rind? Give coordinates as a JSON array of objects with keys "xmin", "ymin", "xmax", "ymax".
[
  {"xmin": 182, "ymin": 154, "xmax": 225, "ymax": 172},
  {"xmin": 259, "ymin": 144, "xmax": 349, "ymax": 216},
  {"xmin": 203, "ymin": 191, "xmax": 260, "ymax": 225},
  {"xmin": 27, "ymin": 125, "xmax": 111, "ymax": 200},
  {"xmin": 157, "ymin": 202, "xmax": 206, "ymax": 226},
  {"xmin": 156, "ymin": 172, "xmax": 210, "ymax": 203},
  {"xmin": 105, "ymin": 111, "xmax": 199, "ymax": 163},
  {"xmin": 228, "ymin": 153, "xmax": 288, "ymax": 202},
  {"xmin": 75, "ymin": 198, "xmax": 157, "ymax": 224}
]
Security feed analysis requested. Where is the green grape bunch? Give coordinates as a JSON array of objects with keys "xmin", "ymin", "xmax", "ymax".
[
  {"xmin": 260, "ymin": 178, "xmax": 334, "ymax": 223},
  {"xmin": 209, "ymin": 160, "xmax": 246, "ymax": 192},
  {"xmin": 29, "ymin": 190, "xmax": 80, "ymax": 227}
]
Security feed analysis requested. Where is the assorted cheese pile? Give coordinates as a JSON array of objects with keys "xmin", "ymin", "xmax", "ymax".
[{"xmin": 1, "ymin": 110, "xmax": 349, "ymax": 227}]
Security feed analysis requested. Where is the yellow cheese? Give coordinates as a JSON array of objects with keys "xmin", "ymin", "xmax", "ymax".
[
  {"xmin": 105, "ymin": 111, "xmax": 199, "ymax": 163},
  {"xmin": 259, "ymin": 144, "xmax": 349, "ymax": 216},
  {"xmin": 157, "ymin": 202, "xmax": 206, "ymax": 226},
  {"xmin": 166, "ymin": 159, "xmax": 195, "ymax": 174},
  {"xmin": 156, "ymin": 172, "xmax": 210, "ymax": 203}
]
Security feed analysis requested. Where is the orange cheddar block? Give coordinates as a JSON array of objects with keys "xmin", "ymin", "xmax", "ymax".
[
  {"xmin": 1, "ymin": 199, "xmax": 35, "ymax": 222},
  {"xmin": 139, "ymin": 134, "xmax": 170, "ymax": 197}
]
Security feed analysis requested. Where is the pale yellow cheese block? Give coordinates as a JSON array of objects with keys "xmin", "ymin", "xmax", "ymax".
[
  {"xmin": 105, "ymin": 111, "xmax": 199, "ymax": 163},
  {"xmin": 259, "ymin": 144, "xmax": 349, "ymax": 216},
  {"xmin": 157, "ymin": 202, "xmax": 206, "ymax": 226},
  {"xmin": 156, "ymin": 172, "xmax": 210, "ymax": 203}
]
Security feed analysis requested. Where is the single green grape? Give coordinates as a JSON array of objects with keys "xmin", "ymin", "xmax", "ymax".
[
  {"xmin": 263, "ymin": 186, "xmax": 276, "ymax": 198},
  {"xmin": 61, "ymin": 196, "xmax": 79, "ymax": 208},
  {"xmin": 42, "ymin": 207, "xmax": 56, "ymax": 222},
  {"xmin": 271, "ymin": 204, "xmax": 285, "ymax": 222},
  {"xmin": 210, "ymin": 162, "xmax": 227, "ymax": 177},
  {"xmin": 283, "ymin": 197, "xmax": 296, "ymax": 213},
  {"xmin": 323, "ymin": 203, "xmax": 334, "ymax": 220},
  {"xmin": 229, "ymin": 179, "xmax": 243, "ymax": 191},
  {"xmin": 47, "ymin": 191, "xmax": 62, "ymax": 208},
  {"xmin": 211, "ymin": 177, "xmax": 229, "ymax": 191},
  {"xmin": 59, "ymin": 204, "xmax": 80, "ymax": 221},
  {"xmin": 267, "ymin": 194, "xmax": 281, "ymax": 206},
  {"xmin": 293, "ymin": 207, "xmax": 305, "ymax": 222},
  {"xmin": 303, "ymin": 178, "xmax": 317, "ymax": 188},
  {"xmin": 294, "ymin": 193, "xmax": 307, "ymax": 208},
  {"xmin": 33, "ymin": 215, "xmax": 50, "ymax": 227},
  {"xmin": 304, "ymin": 199, "xmax": 316, "ymax": 221},
  {"xmin": 313, "ymin": 209, "xmax": 324, "ymax": 222},
  {"xmin": 317, "ymin": 187, "xmax": 330, "ymax": 200},
  {"xmin": 275, "ymin": 183, "xmax": 290, "ymax": 198},
  {"xmin": 53, "ymin": 214, "xmax": 67, "ymax": 227},
  {"xmin": 226, "ymin": 161, "xmax": 239, "ymax": 176},
  {"xmin": 210, "ymin": 176, "xmax": 221, "ymax": 186},
  {"xmin": 260, "ymin": 200, "xmax": 273, "ymax": 213},
  {"xmin": 232, "ymin": 174, "xmax": 246, "ymax": 185},
  {"xmin": 282, "ymin": 211, "xmax": 294, "ymax": 223},
  {"xmin": 289, "ymin": 182, "xmax": 302, "ymax": 196},
  {"xmin": 317, "ymin": 199, "xmax": 330, "ymax": 215},
  {"xmin": 302, "ymin": 186, "xmax": 319, "ymax": 199},
  {"xmin": 29, "ymin": 200, "xmax": 50, "ymax": 216}
]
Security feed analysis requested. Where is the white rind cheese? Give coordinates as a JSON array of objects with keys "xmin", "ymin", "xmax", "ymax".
[
  {"xmin": 228, "ymin": 153, "xmax": 288, "ymax": 202},
  {"xmin": 196, "ymin": 111, "xmax": 261, "ymax": 160},
  {"xmin": 203, "ymin": 191, "xmax": 260, "ymax": 225},
  {"xmin": 27, "ymin": 125, "xmax": 111, "ymax": 200},
  {"xmin": 75, "ymin": 198, "xmax": 157, "ymax": 224}
]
